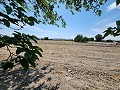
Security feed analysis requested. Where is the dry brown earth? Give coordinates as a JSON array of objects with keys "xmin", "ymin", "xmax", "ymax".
[{"xmin": 0, "ymin": 40, "xmax": 120, "ymax": 90}]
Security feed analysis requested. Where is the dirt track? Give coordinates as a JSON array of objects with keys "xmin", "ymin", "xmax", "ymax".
[{"xmin": 0, "ymin": 40, "xmax": 120, "ymax": 90}]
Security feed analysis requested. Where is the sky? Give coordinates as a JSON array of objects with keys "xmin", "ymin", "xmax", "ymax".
[{"xmin": 0, "ymin": 0, "xmax": 120, "ymax": 40}]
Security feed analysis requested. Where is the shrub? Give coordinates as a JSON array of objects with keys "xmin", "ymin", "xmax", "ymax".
[
  {"xmin": 44, "ymin": 37, "xmax": 49, "ymax": 40},
  {"xmin": 95, "ymin": 34, "xmax": 103, "ymax": 42},
  {"xmin": 89, "ymin": 37, "xmax": 94, "ymax": 41},
  {"xmin": 74, "ymin": 34, "xmax": 83, "ymax": 42},
  {"xmin": 81, "ymin": 36, "xmax": 89, "ymax": 43},
  {"xmin": 105, "ymin": 39, "xmax": 113, "ymax": 42}
]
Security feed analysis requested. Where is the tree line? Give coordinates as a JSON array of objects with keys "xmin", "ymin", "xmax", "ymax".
[{"xmin": 74, "ymin": 34, "xmax": 115, "ymax": 43}]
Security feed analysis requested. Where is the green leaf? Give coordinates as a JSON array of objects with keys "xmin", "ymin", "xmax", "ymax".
[
  {"xmin": 28, "ymin": 21, "xmax": 34, "ymax": 26},
  {"xmin": 116, "ymin": 0, "xmax": 120, "ymax": 6},
  {"xmin": 0, "ymin": 42, "xmax": 6, "ymax": 48},
  {"xmin": 26, "ymin": 40, "xmax": 32, "ymax": 48},
  {"xmin": 16, "ymin": 47, "xmax": 24, "ymax": 54},
  {"xmin": 1, "ymin": 62, "xmax": 14, "ymax": 71},
  {"xmin": 28, "ymin": 16, "xmax": 37, "ymax": 23},
  {"xmin": 103, "ymin": 29, "xmax": 111, "ymax": 38},
  {"xmin": 19, "ymin": 58, "xmax": 29, "ymax": 71},
  {"xmin": 6, "ymin": 6, "xmax": 12, "ymax": 14},
  {"xmin": 35, "ymin": 50, "xmax": 42, "ymax": 57},
  {"xmin": 37, "ymin": 47, "xmax": 43, "ymax": 52},
  {"xmin": 24, "ymin": 52, "xmax": 31, "ymax": 59},
  {"xmin": 32, "ymin": 46, "xmax": 43, "ymax": 52},
  {"xmin": 28, "ymin": 59, "xmax": 36, "ymax": 68},
  {"xmin": 28, "ymin": 35, "xmax": 38, "ymax": 43},
  {"xmin": 116, "ymin": 20, "xmax": 120, "ymax": 28},
  {"xmin": 1, "ymin": 63, "xmax": 8, "ymax": 71},
  {"xmin": 32, "ymin": 53, "xmax": 39, "ymax": 60},
  {"xmin": 24, "ymin": 17, "xmax": 28, "ymax": 23},
  {"xmin": 17, "ymin": 7, "xmax": 26, "ymax": 12},
  {"xmin": 15, "ymin": 0, "xmax": 25, "ymax": 7},
  {"xmin": 41, "ymin": 0, "xmax": 48, "ymax": 7},
  {"xmin": 4, "ymin": 20, "xmax": 10, "ymax": 27}
]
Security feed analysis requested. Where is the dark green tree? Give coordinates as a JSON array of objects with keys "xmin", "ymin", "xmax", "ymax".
[
  {"xmin": 74, "ymin": 34, "xmax": 83, "ymax": 42},
  {"xmin": 81, "ymin": 36, "xmax": 89, "ymax": 43},
  {"xmin": 44, "ymin": 37, "xmax": 49, "ymax": 40},
  {"xmin": 89, "ymin": 37, "xmax": 94, "ymax": 41},
  {"xmin": 105, "ymin": 39, "xmax": 113, "ymax": 42},
  {"xmin": 95, "ymin": 34, "xmax": 103, "ymax": 42}
]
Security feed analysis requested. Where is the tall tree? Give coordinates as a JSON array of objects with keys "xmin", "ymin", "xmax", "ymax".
[
  {"xmin": 95, "ymin": 34, "xmax": 103, "ymax": 42},
  {"xmin": 74, "ymin": 34, "xmax": 83, "ymax": 42}
]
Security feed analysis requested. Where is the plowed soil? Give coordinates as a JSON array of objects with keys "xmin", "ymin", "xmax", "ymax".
[{"xmin": 0, "ymin": 40, "xmax": 120, "ymax": 90}]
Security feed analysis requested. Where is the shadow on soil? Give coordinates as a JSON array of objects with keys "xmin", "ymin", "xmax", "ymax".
[{"xmin": 0, "ymin": 63, "xmax": 60, "ymax": 90}]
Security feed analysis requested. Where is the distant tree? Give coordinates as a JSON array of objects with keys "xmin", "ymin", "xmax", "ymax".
[
  {"xmin": 89, "ymin": 37, "xmax": 94, "ymax": 41},
  {"xmin": 81, "ymin": 36, "xmax": 89, "ymax": 43},
  {"xmin": 105, "ymin": 39, "xmax": 113, "ymax": 42},
  {"xmin": 44, "ymin": 37, "xmax": 49, "ymax": 40},
  {"xmin": 74, "ymin": 34, "xmax": 83, "ymax": 42},
  {"xmin": 74, "ymin": 35, "xmax": 90, "ymax": 43},
  {"xmin": 95, "ymin": 34, "xmax": 103, "ymax": 42}
]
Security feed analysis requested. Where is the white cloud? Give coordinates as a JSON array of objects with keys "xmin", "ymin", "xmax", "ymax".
[
  {"xmin": 92, "ymin": 27, "xmax": 106, "ymax": 33},
  {"xmin": 106, "ymin": 2, "xmax": 120, "ymax": 11},
  {"xmin": 24, "ymin": 25, "xmax": 52, "ymax": 33},
  {"xmin": 92, "ymin": 21, "xmax": 116, "ymax": 33},
  {"xmin": 10, "ymin": 23, "xmax": 52, "ymax": 33},
  {"xmin": 104, "ymin": 35, "xmax": 120, "ymax": 40},
  {"xmin": 95, "ymin": 19, "xmax": 110, "ymax": 25},
  {"xmin": 0, "ymin": 24, "xmax": 55, "ymax": 38}
]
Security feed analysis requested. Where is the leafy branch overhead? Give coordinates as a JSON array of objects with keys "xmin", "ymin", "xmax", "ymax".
[
  {"xmin": 0, "ymin": 31, "xmax": 43, "ymax": 71},
  {"xmin": 0, "ymin": 0, "xmax": 107, "ymax": 29},
  {"xmin": 103, "ymin": 20, "xmax": 120, "ymax": 38},
  {"xmin": 103, "ymin": 0, "xmax": 120, "ymax": 38}
]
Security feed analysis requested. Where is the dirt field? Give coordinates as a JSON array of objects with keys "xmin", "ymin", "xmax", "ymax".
[{"xmin": 0, "ymin": 40, "xmax": 120, "ymax": 90}]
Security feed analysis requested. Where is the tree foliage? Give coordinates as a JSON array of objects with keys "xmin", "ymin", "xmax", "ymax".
[
  {"xmin": 0, "ymin": 0, "xmax": 107, "ymax": 29},
  {"xmin": 43, "ymin": 37, "xmax": 49, "ymax": 40},
  {"xmin": 81, "ymin": 36, "xmax": 89, "ymax": 43},
  {"xmin": 74, "ymin": 34, "xmax": 89, "ymax": 43},
  {"xmin": 105, "ymin": 39, "xmax": 113, "ymax": 42},
  {"xmin": 89, "ymin": 37, "xmax": 94, "ymax": 41},
  {"xmin": 103, "ymin": 0, "xmax": 120, "ymax": 38},
  {"xmin": 95, "ymin": 34, "xmax": 103, "ymax": 42},
  {"xmin": 103, "ymin": 20, "xmax": 120, "ymax": 38},
  {"xmin": 74, "ymin": 34, "xmax": 83, "ymax": 42},
  {"xmin": 0, "ymin": 31, "xmax": 43, "ymax": 71}
]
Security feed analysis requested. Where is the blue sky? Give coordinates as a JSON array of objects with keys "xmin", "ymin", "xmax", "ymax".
[{"xmin": 1, "ymin": 0, "xmax": 120, "ymax": 40}]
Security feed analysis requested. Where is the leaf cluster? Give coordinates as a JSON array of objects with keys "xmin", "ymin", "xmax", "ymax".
[
  {"xmin": 0, "ymin": 0, "xmax": 108, "ymax": 29},
  {"xmin": 103, "ymin": 1, "xmax": 120, "ymax": 38},
  {"xmin": 0, "ymin": 31, "xmax": 43, "ymax": 71},
  {"xmin": 103, "ymin": 20, "xmax": 120, "ymax": 38}
]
